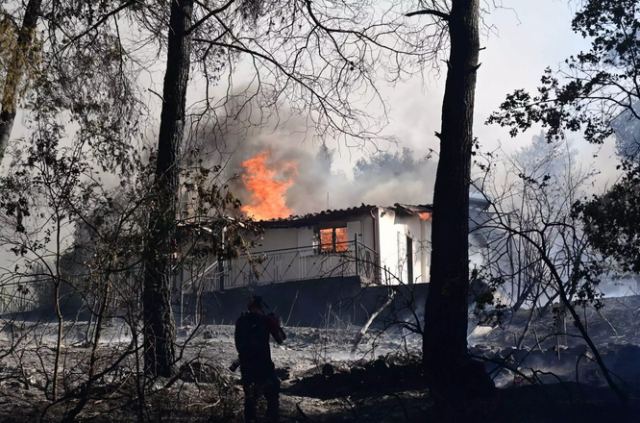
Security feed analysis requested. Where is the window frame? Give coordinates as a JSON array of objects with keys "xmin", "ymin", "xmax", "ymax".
[{"xmin": 316, "ymin": 226, "xmax": 349, "ymax": 253}]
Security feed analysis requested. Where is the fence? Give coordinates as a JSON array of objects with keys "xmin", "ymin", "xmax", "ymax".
[{"xmin": 197, "ymin": 239, "xmax": 379, "ymax": 291}]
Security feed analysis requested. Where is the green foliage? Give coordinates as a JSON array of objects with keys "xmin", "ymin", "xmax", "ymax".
[
  {"xmin": 575, "ymin": 169, "xmax": 640, "ymax": 273},
  {"xmin": 488, "ymin": 0, "xmax": 640, "ymax": 145}
]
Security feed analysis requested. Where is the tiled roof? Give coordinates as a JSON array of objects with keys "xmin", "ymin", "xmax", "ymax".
[
  {"xmin": 393, "ymin": 203, "xmax": 433, "ymax": 215},
  {"xmin": 259, "ymin": 203, "xmax": 432, "ymax": 228}
]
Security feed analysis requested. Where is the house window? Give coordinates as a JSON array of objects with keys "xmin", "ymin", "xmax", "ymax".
[{"xmin": 318, "ymin": 226, "xmax": 349, "ymax": 253}]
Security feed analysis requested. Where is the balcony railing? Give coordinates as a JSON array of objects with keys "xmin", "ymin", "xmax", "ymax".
[{"xmin": 198, "ymin": 239, "xmax": 379, "ymax": 291}]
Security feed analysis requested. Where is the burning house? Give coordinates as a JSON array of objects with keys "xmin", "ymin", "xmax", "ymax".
[
  {"xmin": 177, "ymin": 198, "xmax": 493, "ymax": 326},
  {"xmin": 173, "ymin": 148, "xmax": 491, "ymax": 325},
  {"xmin": 176, "ymin": 204, "xmax": 432, "ymax": 326},
  {"xmin": 207, "ymin": 203, "xmax": 432, "ymax": 291}
]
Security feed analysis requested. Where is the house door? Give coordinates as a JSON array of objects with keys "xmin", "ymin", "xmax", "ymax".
[{"xmin": 406, "ymin": 235, "xmax": 413, "ymax": 284}]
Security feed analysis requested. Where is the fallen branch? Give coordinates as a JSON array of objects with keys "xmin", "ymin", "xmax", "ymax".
[{"xmin": 351, "ymin": 289, "xmax": 396, "ymax": 352}]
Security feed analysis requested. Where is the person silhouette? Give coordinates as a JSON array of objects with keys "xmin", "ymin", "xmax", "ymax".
[{"xmin": 234, "ymin": 296, "xmax": 286, "ymax": 423}]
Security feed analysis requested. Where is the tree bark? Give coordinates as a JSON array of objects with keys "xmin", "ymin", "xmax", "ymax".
[
  {"xmin": 0, "ymin": 0, "xmax": 41, "ymax": 162},
  {"xmin": 142, "ymin": 0, "xmax": 194, "ymax": 378},
  {"xmin": 422, "ymin": 0, "xmax": 484, "ymax": 402}
]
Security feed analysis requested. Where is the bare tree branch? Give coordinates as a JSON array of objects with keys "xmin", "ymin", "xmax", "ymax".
[{"xmin": 405, "ymin": 8, "xmax": 450, "ymax": 21}]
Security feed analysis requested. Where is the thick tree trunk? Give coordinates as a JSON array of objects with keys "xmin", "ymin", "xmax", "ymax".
[
  {"xmin": 142, "ymin": 0, "xmax": 194, "ymax": 378},
  {"xmin": 0, "ymin": 0, "xmax": 41, "ymax": 162},
  {"xmin": 422, "ymin": 0, "xmax": 486, "ymax": 403}
]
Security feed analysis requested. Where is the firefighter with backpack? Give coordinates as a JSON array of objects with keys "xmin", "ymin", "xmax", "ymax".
[{"xmin": 233, "ymin": 296, "xmax": 286, "ymax": 423}]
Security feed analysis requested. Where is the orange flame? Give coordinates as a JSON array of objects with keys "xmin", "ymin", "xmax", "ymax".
[
  {"xmin": 418, "ymin": 211, "xmax": 432, "ymax": 221},
  {"xmin": 241, "ymin": 150, "xmax": 297, "ymax": 220}
]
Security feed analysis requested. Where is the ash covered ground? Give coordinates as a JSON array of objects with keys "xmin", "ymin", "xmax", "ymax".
[
  {"xmin": 1, "ymin": 296, "xmax": 640, "ymax": 422},
  {"xmin": 0, "ymin": 319, "xmax": 427, "ymax": 422}
]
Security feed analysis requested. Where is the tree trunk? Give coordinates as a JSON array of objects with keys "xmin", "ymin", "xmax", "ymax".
[
  {"xmin": 0, "ymin": 0, "xmax": 41, "ymax": 162},
  {"xmin": 142, "ymin": 0, "xmax": 194, "ymax": 378},
  {"xmin": 52, "ymin": 217, "xmax": 64, "ymax": 400},
  {"xmin": 422, "ymin": 0, "xmax": 485, "ymax": 403}
]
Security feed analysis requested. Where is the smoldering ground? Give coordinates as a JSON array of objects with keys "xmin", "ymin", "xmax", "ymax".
[{"xmin": 1, "ymin": 294, "xmax": 640, "ymax": 422}]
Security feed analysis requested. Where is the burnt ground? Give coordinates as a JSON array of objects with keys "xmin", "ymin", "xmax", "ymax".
[{"xmin": 1, "ymin": 296, "xmax": 640, "ymax": 421}]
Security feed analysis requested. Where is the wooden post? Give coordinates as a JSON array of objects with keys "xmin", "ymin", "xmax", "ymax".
[
  {"xmin": 218, "ymin": 257, "xmax": 224, "ymax": 291},
  {"xmin": 354, "ymin": 233, "xmax": 359, "ymax": 277}
]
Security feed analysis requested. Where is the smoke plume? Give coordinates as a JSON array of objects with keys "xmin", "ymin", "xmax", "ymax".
[{"xmin": 188, "ymin": 112, "xmax": 437, "ymax": 218}]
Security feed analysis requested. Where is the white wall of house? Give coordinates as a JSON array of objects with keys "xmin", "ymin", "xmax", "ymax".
[{"xmin": 376, "ymin": 208, "xmax": 431, "ymax": 285}]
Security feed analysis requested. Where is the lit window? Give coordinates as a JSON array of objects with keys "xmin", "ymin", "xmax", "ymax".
[
  {"xmin": 334, "ymin": 227, "xmax": 348, "ymax": 252},
  {"xmin": 318, "ymin": 226, "xmax": 349, "ymax": 253},
  {"xmin": 319, "ymin": 228, "xmax": 334, "ymax": 252}
]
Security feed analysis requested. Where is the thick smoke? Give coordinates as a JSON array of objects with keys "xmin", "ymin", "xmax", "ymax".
[
  {"xmin": 349, "ymin": 148, "xmax": 437, "ymax": 208},
  {"xmin": 243, "ymin": 140, "xmax": 438, "ymax": 215},
  {"xmin": 267, "ymin": 142, "xmax": 438, "ymax": 215},
  {"xmin": 188, "ymin": 118, "xmax": 437, "ymax": 216}
]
